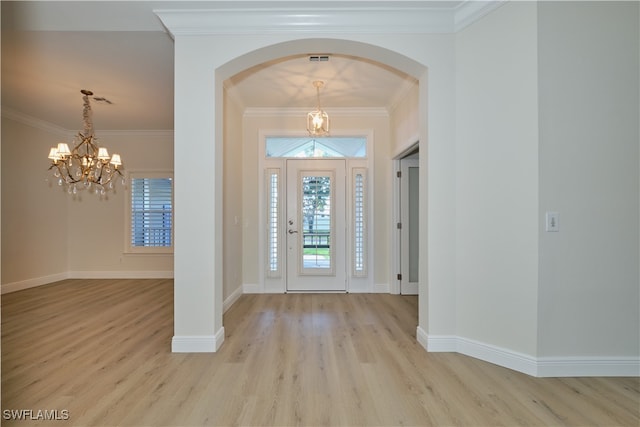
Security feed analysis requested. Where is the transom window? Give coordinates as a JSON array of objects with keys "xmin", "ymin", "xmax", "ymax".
[{"xmin": 266, "ymin": 137, "xmax": 366, "ymax": 158}]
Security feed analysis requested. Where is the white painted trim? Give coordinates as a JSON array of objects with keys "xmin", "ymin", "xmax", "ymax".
[
  {"xmin": 1, "ymin": 272, "xmax": 70, "ymax": 294},
  {"xmin": 172, "ymin": 328, "xmax": 225, "ymax": 353},
  {"xmin": 68, "ymin": 271, "xmax": 174, "ymax": 279},
  {"xmin": 416, "ymin": 326, "xmax": 430, "ymax": 350},
  {"xmin": 456, "ymin": 337, "xmax": 539, "ymax": 377},
  {"xmin": 454, "ymin": 0, "xmax": 507, "ymax": 32},
  {"xmin": 392, "ymin": 137, "xmax": 421, "ymax": 160},
  {"xmin": 421, "ymin": 334, "xmax": 640, "ymax": 378},
  {"xmin": 425, "ymin": 334, "xmax": 536, "ymax": 375},
  {"xmin": 156, "ymin": 7, "xmax": 453, "ymax": 36},
  {"xmin": 2, "ymin": 270, "xmax": 174, "ymax": 294},
  {"xmin": 243, "ymin": 283, "xmax": 262, "ymax": 294},
  {"xmin": 244, "ymin": 107, "xmax": 388, "ymax": 118},
  {"xmin": 423, "ymin": 333, "xmax": 457, "ymax": 352},
  {"xmin": 372, "ymin": 283, "xmax": 390, "ymax": 293},
  {"xmin": 2, "ymin": 108, "xmax": 70, "ymax": 137},
  {"xmin": 2, "ymin": 108, "xmax": 174, "ymax": 140},
  {"xmin": 537, "ymin": 357, "xmax": 640, "ymax": 378},
  {"xmin": 223, "ymin": 286, "xmax": 243, "ymax": 313},
  {"xmin": 98, "ymin": 129, "xmax": 174, "ymax": 139}
]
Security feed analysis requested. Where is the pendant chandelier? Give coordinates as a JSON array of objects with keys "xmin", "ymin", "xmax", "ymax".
[
  {"xmin": 306, "ymin": 80, "xmax": 329, "ymax": 137},
  {"xmin": 47, "ymin": 90, "xmax": 124, "ymax": 196}
]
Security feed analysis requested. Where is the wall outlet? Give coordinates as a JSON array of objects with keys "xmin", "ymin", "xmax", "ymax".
[{"xmin": 545, "ymin": 211, "xmax": 559, "ymax": 232}]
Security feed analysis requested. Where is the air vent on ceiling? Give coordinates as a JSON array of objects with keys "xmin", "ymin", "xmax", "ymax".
[{"xmin": 309, "ymin": 55, "xmax": 330, "ymax": 62}]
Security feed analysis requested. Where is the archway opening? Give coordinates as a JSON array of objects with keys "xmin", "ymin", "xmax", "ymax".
[{"xmin": 216, "ymin": 38, "xmax": 428, "ymax": 329}]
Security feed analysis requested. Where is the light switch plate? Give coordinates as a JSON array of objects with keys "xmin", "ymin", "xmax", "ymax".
[{"xmin": 546, "ymin": 211, "xmax": 559, "ymax": 232}]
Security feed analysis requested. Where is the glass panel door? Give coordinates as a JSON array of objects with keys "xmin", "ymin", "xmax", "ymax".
[{"xmin": 286, "ymin": 159, "xmax": 346, "ymax": 291}]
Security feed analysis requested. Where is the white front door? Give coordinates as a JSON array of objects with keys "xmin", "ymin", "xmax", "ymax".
[{"xmin": 286, "ymin": 159, "xmax": 346, "ymax": 291}]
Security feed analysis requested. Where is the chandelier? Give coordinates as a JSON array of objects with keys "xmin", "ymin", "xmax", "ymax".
[
  {"xmin": 47, "ymin": 90, "xmax": 123, "ymax": 195},
  {"xmin": 306, "ymin": 80, "xmax": 329, "ymax": 136}
]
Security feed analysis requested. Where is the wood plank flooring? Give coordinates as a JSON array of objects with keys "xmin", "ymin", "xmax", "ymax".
[{"xmin": 2, "ymin": 279, "xmax": 639, "ymax": 426}]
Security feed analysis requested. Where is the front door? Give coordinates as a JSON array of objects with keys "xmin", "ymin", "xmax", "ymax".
[{"xmin": 286, "ymin": 159, "xmax": 346, "ymax": 291}]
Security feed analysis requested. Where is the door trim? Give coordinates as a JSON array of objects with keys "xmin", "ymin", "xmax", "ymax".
[{"xmin": 257, "ymin": 129, "xmax": 374, "ymax": 294}]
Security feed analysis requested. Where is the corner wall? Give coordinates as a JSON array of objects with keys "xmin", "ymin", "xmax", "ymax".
[
  {"xmin": 454, "ymin": 1, "xmax": 540, "ymax": 359},
  {"xmin": 1, "ymin": 114, "xmax": 174, "ymax": 293},
  {"xmin": 66, "ymin": 131, "xmax": 174, "ymax": 276},
  {"xmin": 537, "ymin": 1, "xmax": 640, "ymax": 368}
]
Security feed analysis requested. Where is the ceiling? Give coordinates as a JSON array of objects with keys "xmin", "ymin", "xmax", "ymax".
[{"xmin": 1, "ymin": 1, "xmax": 480, "ymax": 131}]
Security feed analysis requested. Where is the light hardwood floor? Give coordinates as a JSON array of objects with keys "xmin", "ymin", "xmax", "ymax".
[{"xmin": 2, "ymin": 279, "xmax": 638, "ymax": 426}]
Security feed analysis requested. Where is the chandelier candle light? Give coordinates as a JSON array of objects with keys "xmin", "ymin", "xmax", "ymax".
[
  {"xmin": 307, "ymin": 80, "xmax": 330, "ymax": 136},
  {"xmin": 47, "ymin": 90, "xmax": 124, "ymax": 195}
]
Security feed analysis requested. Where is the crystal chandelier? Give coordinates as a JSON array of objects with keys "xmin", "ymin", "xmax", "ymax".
[
  {"xmin": 47, "ymin": 90, "xmax": 123, "ymax": 195},
  {"xmin": 307, "ymin": 80, "xmax": 329, "ymax": 136}
]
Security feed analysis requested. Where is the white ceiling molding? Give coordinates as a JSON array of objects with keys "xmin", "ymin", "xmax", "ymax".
[
  {"xmin": 2, "ymin": 108, "xmax": 174, "ymax": 140},
  {"xmin": 98, "ymin": 130, "xmax": 175, "ymax": 140},
  {"xmin": 2, "ymin": 108, "xmax": 70, "ymax": 138},
  {"xmin": 155, "ymin": 2, "xmax": 503, "ymax": 36},
  {"xmin": 155, "ymin": 8, "xmax": 451, "ymax": 36},
  {"xmin": 454, "ymin": 0, "xmax": 508, "ymax": 32},
  {"xmin": 244, "ymin": 107, "xmax": 389, "ymax": 118}
]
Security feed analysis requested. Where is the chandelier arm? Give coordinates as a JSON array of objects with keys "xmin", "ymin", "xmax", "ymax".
[{"xmin": 98, "ymin": 168, "xmax": 122, "ymax": 188}]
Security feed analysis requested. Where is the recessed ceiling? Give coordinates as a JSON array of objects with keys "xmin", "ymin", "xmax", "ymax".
[{"xmin": 225, "ymin": 54, "xmax": 417, "ymax": 110}]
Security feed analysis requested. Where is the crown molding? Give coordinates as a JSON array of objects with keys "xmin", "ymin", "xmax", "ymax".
[
  {"xmin": 454, "ymin": 0, "xmax": 507, "ymax": 32},
  {"xmin": 156, "ymin": 2, "xmax": 503, "ymax": 37},
  {"xmin": 244, "ymin": 106, "xmax": 388, "ymax": 118},
  {"xmin": 2, "ymin": 108, "xmax": 70, "ymax": 138},
  {"xmin": 2, "ymin": 108, "xmax": 174, "ymax": 140},
  {"xmin": 98, "ymin": 130, "xmax": 175, "ymax": 139}
]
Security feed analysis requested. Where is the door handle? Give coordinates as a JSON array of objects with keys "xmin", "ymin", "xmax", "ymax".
[{"xmin": 288, "ymin": 229, "xmax": 298, "ymax": 234}]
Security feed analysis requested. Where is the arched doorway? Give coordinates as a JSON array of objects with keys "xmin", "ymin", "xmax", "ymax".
[
  {"xmin": 216, "ymin": 38, "xmax": 428, "ymax": 333},
  {"xmin": 159, "ymin": 12, "xmax": 453, "ymax": 353}
]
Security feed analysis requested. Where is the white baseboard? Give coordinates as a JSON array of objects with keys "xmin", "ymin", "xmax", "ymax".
[
  {"xmin": 416, "ymin": 326, "xmax": 430, "ymax": 350},
  {"xmin": 172, "ymin": 327, "xmax": 225, "ymax": 353},
  {"xmin": 421, "ymin": 333, "xmax": 639, "ymax": 378},
  {"xmin": 68, "ymin": 271, "xmax": 174, "ymax": 279},
  {"xmin": 2, "ymin": 272, "xmax": 70, "ymax": 294},
  {"xmin": 455, "ymin": 336, "xmax": 538, "ymax": 377},
  {"xmin": 223, "ymin": 286, "xmax": 243, "ymax": 312},
  {"xmin": 243, "ymin": 283, "xmax": 262, "ymax": 293},
  {"xmin": 373, "ymin": 283, "xmax": 390, "ymax": 293},
  {"xmin": 2, "ymin": 271, "xmax": 174, "ymax": 294},
  {"xmin": 536, "ymin": 356, "xmax": 640, "ymax": 377}
]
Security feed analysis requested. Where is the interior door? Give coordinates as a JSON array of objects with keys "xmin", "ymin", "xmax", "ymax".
[
  {"xmin": 286, "ymin": 159, "xmax": 346, "ymax": 291},
  {"xmin": 400, "ymin": 158, "xmax": 419, "ymax": 295}
]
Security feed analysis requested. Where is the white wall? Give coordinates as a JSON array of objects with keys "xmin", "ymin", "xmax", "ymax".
[
  {"xmin": 390, "ymin": 83, "xmax": 419, "ymax": 155},
  {"xmin": 455, "ymin": 2, "xmax": 540, "ymax": 356},
  {"xmin": 1, "ymin": 116, "xmax": 68, "ymax": 288},
  {"xmin": 223, "ymin": 89, "xmax": 244, "ymax": 304},
  {"xmin": 537, "ymin": 1, "xmax": 640, "ymax": 359},
  {"xmin": 1, "ymin": 114, "xmax": 174, "ymax": 292},
  {"xmin": 66, "ymin": 131, "xmax": 174, "ymax": 275}
]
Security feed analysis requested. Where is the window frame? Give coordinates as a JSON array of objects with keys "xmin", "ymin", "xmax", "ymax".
[{"xmin": 124, "ymin": 171, "xmax": 174, "ymax": 254}]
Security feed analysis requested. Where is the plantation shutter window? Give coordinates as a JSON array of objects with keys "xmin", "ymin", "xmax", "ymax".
[{"xmin": 127, "ymin": 174, "xmax": 173, "ymax": 252}]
